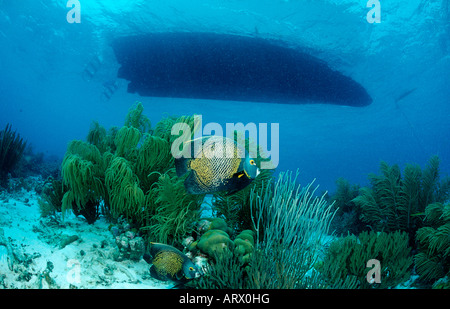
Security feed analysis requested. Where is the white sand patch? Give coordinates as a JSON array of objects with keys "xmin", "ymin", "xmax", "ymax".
[{"xmin": 0, "ymin": 188, "xmax": 172, "ymax": 289}]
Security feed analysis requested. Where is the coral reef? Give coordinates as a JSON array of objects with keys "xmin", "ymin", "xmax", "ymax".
[
  {"xmin": 190, "ymin": 247, "xmax": 247, "ymax": 289},
  {"xmin": 38, "ymin": 179, "xmax": 67, "ymax": 218},
  {"xmin": 233, "ymin": 230, "xmax": 254, "ymax": 264},
  {"xmin": 141, "ymin": 173, "xmax": 204, "ymax": 245},
  {"xmin": 113, "ymin": 231, "xmax": 145, "ymax": 262},
  {"xmin": 15, "ymin": 145, "xmax": 61, "ymax": 182},
  {"xmin": 212, "ymin": 168, "xmax": 274, "ymax": 233},
  {"xmin": 184, "ymin": 218, "xmax": 250, "ymax": 289},
  {"xmin": 247, "ymin": 170, "xmax": 336, "ymax": 289},
  {"xmin": 323, "ymin": 155, "xmax": 450, "ymax": 289},
  {"xmin": 352, "ymin": 155, "xmax": 450, "ymax": 240},
  {"xmin": 59, "ymin": 102, "xmax": 202, "ymax": 239},
  {"xmin": 188, "ymin": 170, "xmax": 336, "ymax": 289},
  {"xmin": 0, "ymin": 124, "xmax": 27, "ymax": 187},
  {"xmin": 61, "ymin": 140, "xmax": 106, "ymax": 224},
  {"xmin": 196, "ymin": 229, "xmax": 234, "ymax": 258},
  {"xmin": 415, "ymin": 202, "xmax": 450, "ymax": 285},
  {"xmin": 110, "ymin": 216, "xmax": 146, "ymax": 261},
  {"xmin": 321, "ymin": 231, "xmax": 413, "ymax": 289},
  {"xmin": 327, "ymin": 177, "xmax": 365, "ymax": 235}
]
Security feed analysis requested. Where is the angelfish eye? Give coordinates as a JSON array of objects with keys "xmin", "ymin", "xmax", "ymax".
[
  {"xmin": 250, "ymin": 159, "xmax": 256, "ymax": 165},
  {"xmin": 189, "ymin": 267, "xmax": 194, "ymax": 271}
]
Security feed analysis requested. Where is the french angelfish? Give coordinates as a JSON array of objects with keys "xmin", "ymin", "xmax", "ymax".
[
  {"xmin": 174, "ymin": 136, "xmax": 260, "ymax": 195},
  {"xmin": 143, "ymin": 242, "xmax": 199, "ymax": 282}
]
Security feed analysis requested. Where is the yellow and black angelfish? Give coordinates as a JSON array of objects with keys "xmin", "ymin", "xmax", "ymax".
[
  {"xmin": 143, "ymin": 243, "xmax": 200, "ymax": 282},
  {"xmin": 174, "ymin": 135, "xmax": 260, "ymax": 195}
]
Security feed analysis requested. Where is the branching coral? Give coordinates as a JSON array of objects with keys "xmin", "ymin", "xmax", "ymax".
[
  {"xmin": 140, "ymin": 173, "xmax": 204, "ymax": 245},
  {"xmin": 0, "ymin": 124, "xmax": 27, "ymax": 187},
  {"xmin": 248, "ymin": 170, "xmax": 336, "ymax": 288},
  {"xmin": 328, "ymin": 178, "xmax": 363, "ymax": 235},
  {"xmin": 213, "ymin": 168, "xmax": 274, "ymax": 233},
  {"xmin": 86, "ymin": 121, "xmax": 108, "ymax": 153},
  {"xmin": 38, "ymin": 179, "xmax": 67, "ymax": 217},
  {"xmin": 61, "ymin": 140, "xmax": 107, "ymax": 223},
  {"xmin": 153, "ymin": 114, "xmax": 197, "ymax": 145},
  {"xmin": 105, "ymin": 156, "xmax": 145, "ymax": 221},
  {"xmin": 191, "ymin": 247, "xmax": 247, "ymax": 289},
  {"xmin": 135, "ymin": 135, "xmax": 172, "ymax": 191},
  {"xmin": 321, "ymin": 231, "xmax": 413, "ymax": 289},
  {"xmin": 352, "ymin": 155, "xmax": 450, "ymax": 237},
  {"xmin": 114, "ymin": 126, "xmax": 142, "ymax": 160},
  {"xmin": 124, "ymin": 101, "xmax": 151, "ymax": 133},
  {"xmin": 60, "ymin": 102, "xmax": 201, "ymax": 232},
  {"xmin": 415, "ymin": 202, "xmax": 450, "ymax": 284}
]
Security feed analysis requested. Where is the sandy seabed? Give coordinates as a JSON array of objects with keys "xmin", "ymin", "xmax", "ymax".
[{"xmin": 0, "ymin": 186, "xmax": 172, "ymax": 289}]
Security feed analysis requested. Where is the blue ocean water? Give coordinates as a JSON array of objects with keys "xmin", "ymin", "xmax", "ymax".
[{"xmin": 0, "ymin": 0, "xmax": 449, "ymax": 193}]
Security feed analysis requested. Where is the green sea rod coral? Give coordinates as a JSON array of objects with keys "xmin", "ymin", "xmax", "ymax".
[
  {"xmin": 114, "ymin": 126, "xmax": 142, "ymax": 159},
  {"xmin": 141, "ymin": 173, "xmax": 204, "ymax": 245},
  {"xmin": 352, "ymin": 155, "xmax": 450, "ymax": 237},
  {"xmin": 86, "ymin": 121, "xmax": 108, "ymax": 153},
  {"xmin": 105, "ymin": 156, "xmax": 145, "ymax": 221},
  {"xmin": 321, "ymin": 231, "xmax": 413, "ymax": 289},
  {"xmin": 124, "ymin": 101, "xmax": 151, "ymax": 133},
  {"xmin": 328, "ymin": 177, "xmax": 363, "ymax": 235},
  {"xmin": 415, "ymin": 202, "xmax": 450, "ymax": 284},
  {"xmin": 59, "ymin": 102, "xmax": 203, "ymax": 232},
  {"xmin": 61, "ymin": 140, "xmax": 107, "ymax": 223},
  {"xmin": 0, "ymin": 124, "xmax": 27, "ymax": 187},
  {"xmin": 213, "ymin": 168, "xmax": 274, "ymax": 232},
  {"xmin": 191, "ymin": 246, "xmax": 247, "ymax": 289},
  {"xmin": 188, "ymin": 171, "xmax": 335, "ymax": 289},
  {"xmin": 248, "ymin": 170, "xmax": 336, "ymax": 288},
  {"xmin": 153, "ymin": 114, "xmax": 198, "ymax": 145},
  {"xmin": 135, "ymin": 134, "xmax": 172, "ymax": 191}
]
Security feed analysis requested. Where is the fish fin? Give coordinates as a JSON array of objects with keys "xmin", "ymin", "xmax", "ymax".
[
  {"xmin": 150, "ymin": 265, "xmax": 167, "ymax": 281},
  {"xmin": 233, "ymin": 170, "xmax": 250, "ymax": 180},
  {"xmin": 224, "ymin": 170, "xmax": 253, "ymax": 196},
  {"xmin": 224, "ymin": 189, "xmax": 240, "ymax": 196},
  {"xmin": 143, "ymin": 252, "xmax": 152, "ymax": 264},
  {"xmin": 170, "ymin": 282, "xmax": 186, "ymax": 289},
  {"xmin": 175, "ymin": 157, "xmax": 191, "ymax": 177},
  {"xmin": 184, "ymin": 170, "xmax": 207, "ymax": 194}
]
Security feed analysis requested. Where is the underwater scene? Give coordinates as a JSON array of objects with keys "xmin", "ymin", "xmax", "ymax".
[{"xmin": 0, "ymin": 0, "xmax": 449, "ymax": 294}]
